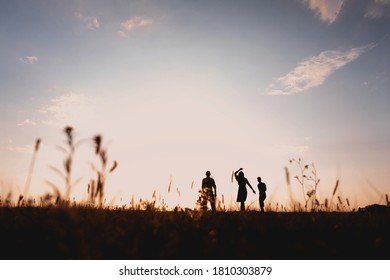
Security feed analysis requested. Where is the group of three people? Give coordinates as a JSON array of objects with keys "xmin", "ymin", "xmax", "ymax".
[{"xmin": 201, "ymin": 168, "xmax": 267, "ymax": 212}]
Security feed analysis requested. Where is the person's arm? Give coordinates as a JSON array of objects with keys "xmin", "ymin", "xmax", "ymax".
[
  {"xmin": 234, "ymin": 168, "xmax": 243, "ymax": 176},
  {"xmin": 212, "ymin": 178, "xmax": 217, "ymax": 197},
  {"xmin": 247, "ymin": 180, "xmax": 256, "ymax": 194}
]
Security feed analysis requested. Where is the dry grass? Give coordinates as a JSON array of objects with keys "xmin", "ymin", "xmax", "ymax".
[{"xmin": 2, "ymin": 127, "xmax": 388, "ymax": 213}]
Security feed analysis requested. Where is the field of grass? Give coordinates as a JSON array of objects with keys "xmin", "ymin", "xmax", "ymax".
[
  {"xmin": 1, "ymin": 206, "xmax": 389, "ymax": 260},
  {"xmin": 1, "ymin": 127, "xmax": 388, "ymax": 260}
]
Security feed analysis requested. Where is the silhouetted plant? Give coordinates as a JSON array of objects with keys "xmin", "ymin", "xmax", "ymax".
[
  {"xmin": 288, "ymin": 158, "xmax": 321, "ymax": 211},
  {"xmin": 46, "ymin": 126, "xmax": 83, "ymax": 205},
  {"xmin": 19, "ymin": 138, "xmax": 41, "ymax": 206},
  {"xmin": 195, "ymin": 188, "xmax": 210, "ymax": 211},
  {"xmin": 88, "ymin": 134, "xmax": 117, "ymax": 206},
  {"xmin": 4, "ymin": 192, "xmax": 12, "ymax": 207}
]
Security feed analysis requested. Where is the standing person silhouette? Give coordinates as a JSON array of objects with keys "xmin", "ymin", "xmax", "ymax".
[
  {"xmin": 201, "ymin": 171, "xmax": 217, "ymax": 211},
  {"xmin": 234, "ymin": 168, "xmax": 255, "ymax": 211},
  {"xmin": 257, "ymin": 177, "xmax": 267, "ymax": 212}
]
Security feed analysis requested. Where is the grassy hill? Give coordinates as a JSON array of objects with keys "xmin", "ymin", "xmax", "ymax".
[{"xmin": 1, "ymin": 206, "xmax": 389, "ymax": 260}]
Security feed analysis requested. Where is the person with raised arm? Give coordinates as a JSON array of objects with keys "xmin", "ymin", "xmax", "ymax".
[{"xmin": 234, "ymin": 168, "xmax": 255, "ymax": 211}]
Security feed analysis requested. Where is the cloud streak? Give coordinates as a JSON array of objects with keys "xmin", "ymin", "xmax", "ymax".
[
  {"xmin": 3, "ymin": 138, "xmax": 34, "ymax": 154},
  {"xmin": 17, "ymin": 119, "xmax": 37, "ymax": 127},
  {"xmin": 305, "ymin": 0, "xmax": 345, "ymax": 23},
  {"xmin": 267, "ymin": 44, "xmax": 376, "ymax": 96},
  {"xmin": 39, "ymin": 92, "xmax": 88, "ymax": 126},
  {"xmin": 75, "ymin": 12, "xmax": 100, "ymax": 30},
  {"xmin": 365, "ymin": 0, "xmax": 390, "ymax": 19},
  {"xmin": 19, "ymin": 56, "xmax": 38, "ymax": 64},
  {"xmin": 117, "ymin": 16, "xmax": 153, "ymax": 37}
]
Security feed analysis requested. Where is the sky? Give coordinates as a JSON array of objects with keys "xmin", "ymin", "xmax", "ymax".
[{"xmin": 1, "ymin": 0, "xmax": 390, "ymax": 210}]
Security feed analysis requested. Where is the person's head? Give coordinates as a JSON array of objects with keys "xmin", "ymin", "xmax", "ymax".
[
  {"xmin": 239, "ymin": 171, "xmax": 244, "ymax": 177},
  {"xmin": 206, "ymin": 171, "xmax": 211, "ymax": 177},
  {"xmin": 257, "ymin": 177, "xmax": 261, "ymax": 182}
]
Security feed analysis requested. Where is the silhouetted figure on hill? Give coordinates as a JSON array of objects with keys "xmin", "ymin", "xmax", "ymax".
[
  {"xmin": 201, "ymin": 170, "xmax": 217, "ymax": 211},
  {"xmin": 257, "ymin": 177, "xmax": 267, "ymax": 212},
  {"xmin": 234, "ymin": 168, "xmax": 255, "ymax": 211}
]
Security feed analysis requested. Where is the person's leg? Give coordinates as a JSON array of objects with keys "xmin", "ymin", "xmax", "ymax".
[
  {"xmin": 209, "ymin": 192, "xmax": 216, "ymax": 211},
  {"xmin": 210, "ymin": 199, "xmax": 216, "ymax": 211},
  {"xmin": 260, "ymin": 199, "xmax": 264, "ymax": 212},
  {"xmin": 201, "ymin": 189, "xmax": 208, "ymax": 211},
  {"xmin": 240, "ymin": 202, "xmax": 245, "ymax": 211}
]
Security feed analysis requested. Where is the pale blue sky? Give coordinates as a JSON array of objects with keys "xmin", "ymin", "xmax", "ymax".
[{"xmin": 1, "ymin": 0, "xmax": 390, "ymax": 209}]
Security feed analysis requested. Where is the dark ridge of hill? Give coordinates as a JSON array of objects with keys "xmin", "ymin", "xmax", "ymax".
[
  {"xmin": 0, "ymin": 207, "xmax": 389, "ymax": 260},
  {"xmin": 358, "ymin": 204, "xmax": 390, "ymax": 213}
]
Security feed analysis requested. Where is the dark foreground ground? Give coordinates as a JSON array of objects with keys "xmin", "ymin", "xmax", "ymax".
[{"xmin": 1, "ymin": 207, "xmax": 389, "ymax": 259}]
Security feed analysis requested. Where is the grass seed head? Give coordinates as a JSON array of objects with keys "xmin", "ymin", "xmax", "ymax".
[
  {"xmin": 333, "ymin": 180, "xmax": 339, "ymax": 196},
  {"xmin": 34, "ymin": 138, "xmax": 41, "ymax": 151}
]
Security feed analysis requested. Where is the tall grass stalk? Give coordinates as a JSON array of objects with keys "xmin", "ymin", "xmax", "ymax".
[
  {"xmin": 330, "ymin": 179, "xmax": 339, "ymax": 210},
  {"xmin": 22, "ymin": 138, "xmax": 41, "ymax": 201},
  {"xmin": 46, "ymin": 126, "xmax": 83, "ymax": 205},
  {"xmin": 89, "ymin": 134, "xmax": 118, "ymax": 206},
  {"xmin": 168, "ymin": 175, "xmax": 172, "ymax": 193}
]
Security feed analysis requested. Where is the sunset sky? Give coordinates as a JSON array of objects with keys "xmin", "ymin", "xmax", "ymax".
[{"xmin": 1, "ymin": 0, "xmax": 389, "ymax": 210}]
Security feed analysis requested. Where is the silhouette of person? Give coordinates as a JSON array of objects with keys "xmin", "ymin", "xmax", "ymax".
[
  {"xmin": 201, "ymin": 170, "xmax": 217, "ymax": 211},
  {"xmin": 234, "ymin": 168, "xmax": 255, "ymax": 211},
  {"xmin": 257, "ymin": 177, "xmax": 267, "ymax": 212}
]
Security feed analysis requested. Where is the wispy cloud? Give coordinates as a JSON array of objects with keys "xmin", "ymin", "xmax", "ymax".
[
  {"xmin": 19, "ymin": 56, "xmax": 38, "ymax": 64},
  {"xmin": 365, "ymin": 0, "xmax": 390, "ymax": 19},
  {"xmin": 117, "ymin": 16, "xmax": 153, "ymax": 37},
  {"xmin": 304, "ymin": 0, "xmax": 345, "ymax": 23},
  {"xmin": 17, "ymin": 119, "xmax": 37, "ymax": 127},
  {"xmin": 39, "ymin": 92, "xmax": 88, "ymax": 126},
  {"xmin": 75, "ymin": 12, "xmax": 100, "ymax": 30},
  {"xmin": 3, "ymin": 138, "xmax": 34, "ymax": 154},
  {"xmin": 267, "ymin": 43, "xmax": 376, "ymax": 96},
  {"xmin": 116, "ymin": 30, "xmax": 128, "ymax": 38}
]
